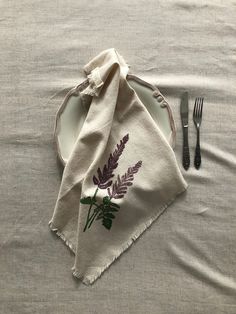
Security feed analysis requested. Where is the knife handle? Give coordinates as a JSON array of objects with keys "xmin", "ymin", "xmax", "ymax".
[{"xmin": 182, "ymin": 126, "xmax": 190, "ymax": 170}]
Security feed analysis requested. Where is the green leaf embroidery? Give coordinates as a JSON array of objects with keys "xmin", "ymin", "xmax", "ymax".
[
  {"xmin": 104, "ymin": 212, "xmax": 115, "ymax": 219},
  {"xmin": 80, "ymin": 196, "xmax": 93, "ymax": 205},
  {"xmin": 102, "ymin": 218, "xmax": 112, "ymax": 230},
  {"xmin": 103, "ymin": 196, "xmax": 110, "ymax": 204},
  {"xmin": 110, "ymin": 202, "xmax": 120, "ymax": 208},
  {"xmin": 104, "ymin": 207, "xmax": 118, "ymax": 212},
  {"xmin": 82, "ymin": 186, "xmax": 122, "ymax": 231}
]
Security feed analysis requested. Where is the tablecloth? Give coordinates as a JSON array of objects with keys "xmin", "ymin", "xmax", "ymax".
[{"xmin": 0, "ymin": 0, "xmax": 236, "ymax": 313}]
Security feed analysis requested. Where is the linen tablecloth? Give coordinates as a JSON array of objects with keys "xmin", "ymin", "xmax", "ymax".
[{"xmin": 0, "ymin": 0, "xmax": 236, "ymax": 313}]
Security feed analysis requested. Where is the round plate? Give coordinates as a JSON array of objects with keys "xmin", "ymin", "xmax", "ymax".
[{"xmin": 54, "ymin": 74, "xmax": 176, "ymax": 165}]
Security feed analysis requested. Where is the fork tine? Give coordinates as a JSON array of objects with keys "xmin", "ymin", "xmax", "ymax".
[
  {"xmin": 200, "ymin": 97, "xmax": 204, "ymax": 118},
  {"xmin": 196, "ymin": 97, "xmax": 200, "ymax": 118},
  {"xmin": 195, "ymin": 98, "xmax": 198, "ymax": 118},
  {"xmin": 193, "ymin": 98, "xmax": 197, "ymax": 117},
  {"xmin": 199, "ymin": 98, "xmax": 202, "ymax": 118},
  {"xmin": 193, "ymin": 97, "xmax": 204, "ymax": 120},
  {"xmin": 198, "ymin": 98, "xmax": 201, "ymax": 118}
]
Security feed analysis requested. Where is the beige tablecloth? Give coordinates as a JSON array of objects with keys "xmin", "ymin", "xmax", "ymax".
[{"xmin": 0, "ymin": 0, "xmax": 236, "ymax": 313}]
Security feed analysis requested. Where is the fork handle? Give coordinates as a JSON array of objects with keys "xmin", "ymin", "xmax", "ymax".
[
  {"xmin": 194, "ymin": 129, "xmax": 201, "ymax": 169},
  {"xmin": 182, "ymin": 127, "xmax": 190, "ymax": 170}
]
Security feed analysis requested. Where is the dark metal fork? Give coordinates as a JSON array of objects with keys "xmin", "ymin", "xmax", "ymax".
[{"xmin": 193, "ymin": 97, "xmax": 204, "ymax": 169}]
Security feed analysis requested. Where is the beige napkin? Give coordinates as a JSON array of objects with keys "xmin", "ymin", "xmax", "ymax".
[{"xmin": 49, "ymin": 48, "xmax": 188, "ymax": 285}]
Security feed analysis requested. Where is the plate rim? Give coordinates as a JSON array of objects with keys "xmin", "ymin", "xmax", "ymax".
[{"xmin": 54, "ymin": 75, "xmax": 176, "ymax": 166}]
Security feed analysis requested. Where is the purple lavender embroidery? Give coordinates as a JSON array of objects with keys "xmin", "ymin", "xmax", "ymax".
[
  {"xmin": 81, "ymin": 134, "xmax": 142, "ymax": 231},
  {"xmin": 93, "ymin": 134, "xmax": 129, "ymax": 189},
  {"xmin": 107, "ymin": 161, "xmax": 142, "ymax": 199}
]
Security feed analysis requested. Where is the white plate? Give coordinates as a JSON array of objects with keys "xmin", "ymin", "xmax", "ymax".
[{"xmin": 55, "ymin": 74, "xmax": 176, "ymax": 165}]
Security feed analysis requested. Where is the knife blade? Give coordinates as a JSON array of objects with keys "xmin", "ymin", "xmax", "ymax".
[{"xmin": 180, "ymin": 92, "xmax": 190, "ymax": 170}]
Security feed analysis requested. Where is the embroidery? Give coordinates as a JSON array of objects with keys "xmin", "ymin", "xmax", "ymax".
[{"xmin": 81, "ymin": 134, "xmax": 142, "ymax": 232}]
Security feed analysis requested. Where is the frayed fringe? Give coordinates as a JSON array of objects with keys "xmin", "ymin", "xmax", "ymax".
[
  {"xmin": 72, "ymin": 268, "xmax": 93, "ymax": 286},
  {"xmin": 81, "ymin": 67, "xmax": 104, "ymax": 97},
  {"xmin": 71, "ymin": 186, "xmax": 188, "ymax": 285},
  {"xmin": 48, "ymin": 220, "xmax": 76, "ymax": 254}
]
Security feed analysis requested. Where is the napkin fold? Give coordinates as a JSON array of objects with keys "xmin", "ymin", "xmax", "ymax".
[{"xmin": 49, "ymin": 48, "xmax": 188, "ymax": 285}]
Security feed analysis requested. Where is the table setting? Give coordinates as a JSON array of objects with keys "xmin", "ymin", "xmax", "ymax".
[
  {"xmin": 49, "ymin": 48, "xmax": 188, "ymax": 284},
  {"xmin": 1, "ymin": 1, "xmax": 236, "ymax": 313}
]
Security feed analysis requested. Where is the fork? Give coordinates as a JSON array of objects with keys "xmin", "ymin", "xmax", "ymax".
[{"xmin": 193, "ymin": 97, "xmax": 204, "ymax": 169}]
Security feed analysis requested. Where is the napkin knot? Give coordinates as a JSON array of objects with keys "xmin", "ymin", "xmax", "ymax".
[
  {"xmin": 81, "ymin": 48, "xmax": 129, "ymax": 97},
  {"xmin": 82, "ymin": 67, "xmax": 104, "ymax": 97}
]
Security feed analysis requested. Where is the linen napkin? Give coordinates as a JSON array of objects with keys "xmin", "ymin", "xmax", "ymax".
[{"xmin": 48, "ymin": 48, "xmax": 188, "ymax": 285}]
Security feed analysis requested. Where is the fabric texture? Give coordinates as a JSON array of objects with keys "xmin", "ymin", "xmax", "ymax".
[
  {"xmin": 48, "ymin": 48, "xmax": 187, "ymax": 284},
  {"xmin": 1, "ymin": 0, "xmax": 236, "ymax": 313}
]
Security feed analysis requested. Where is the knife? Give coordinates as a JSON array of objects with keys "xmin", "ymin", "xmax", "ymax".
[{"xmin": 180, "ymin": 92, "xmax": 190, "ymax": 170}]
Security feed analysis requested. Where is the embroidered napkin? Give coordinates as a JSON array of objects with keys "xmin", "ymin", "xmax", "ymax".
[{"xmin": 49, "ymin": 48, "xmax": 188, "ymax": 285}]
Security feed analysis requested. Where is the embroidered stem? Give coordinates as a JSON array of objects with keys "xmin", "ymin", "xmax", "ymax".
[
  {"xmin": 87, "ymin": 206, "xmax": 102, "ymax": 229},
  {"xmin": 83, "ymin": 188, "xmax": 98, "ymax": 232}
]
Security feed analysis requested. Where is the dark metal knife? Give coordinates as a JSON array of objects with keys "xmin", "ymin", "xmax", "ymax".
[{"xmin": 180, "ymin": 92, "xmax": 190, "ymax": 170}]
